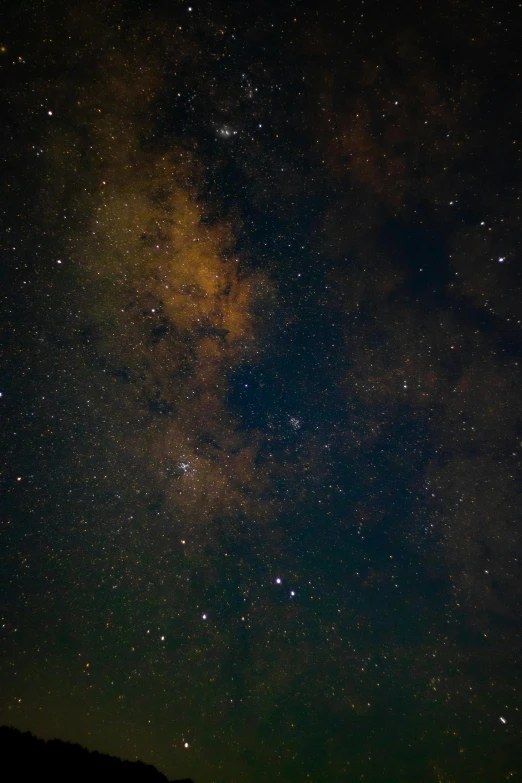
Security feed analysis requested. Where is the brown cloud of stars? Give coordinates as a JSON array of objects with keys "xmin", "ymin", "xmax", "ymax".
[{"xmin": 46, "ymin": 43, "xmax": 276, "ymax": 543}]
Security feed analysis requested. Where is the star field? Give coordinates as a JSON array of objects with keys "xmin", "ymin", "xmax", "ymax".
[{"xmin": 1, "ymin": 1, "xmax": 521, "ymax": 781}]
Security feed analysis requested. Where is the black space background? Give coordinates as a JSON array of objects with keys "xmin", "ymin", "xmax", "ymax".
[{"xmin": 1, "ymin": 1, "xmax": 521, "ymax": 781}]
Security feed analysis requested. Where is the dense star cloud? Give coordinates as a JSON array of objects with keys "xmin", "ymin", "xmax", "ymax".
[{"xmin": 1, "ymin": 1, "xmax": 521, "ymax": 782}]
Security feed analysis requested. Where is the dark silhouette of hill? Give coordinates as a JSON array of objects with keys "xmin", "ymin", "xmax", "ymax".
[{"xmin": 0, "ymin": 725, "xmax": 194, "ymax": 783}]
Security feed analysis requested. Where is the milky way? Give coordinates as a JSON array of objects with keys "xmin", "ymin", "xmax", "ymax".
[{"xmin": 1, "ymin": 2, "xmax": 521, "ymax": 781}]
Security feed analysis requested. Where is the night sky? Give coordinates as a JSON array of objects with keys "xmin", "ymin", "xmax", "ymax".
[{"xmin": 1, "ymin": 1, "xmax": 521, "ymax": 781}]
